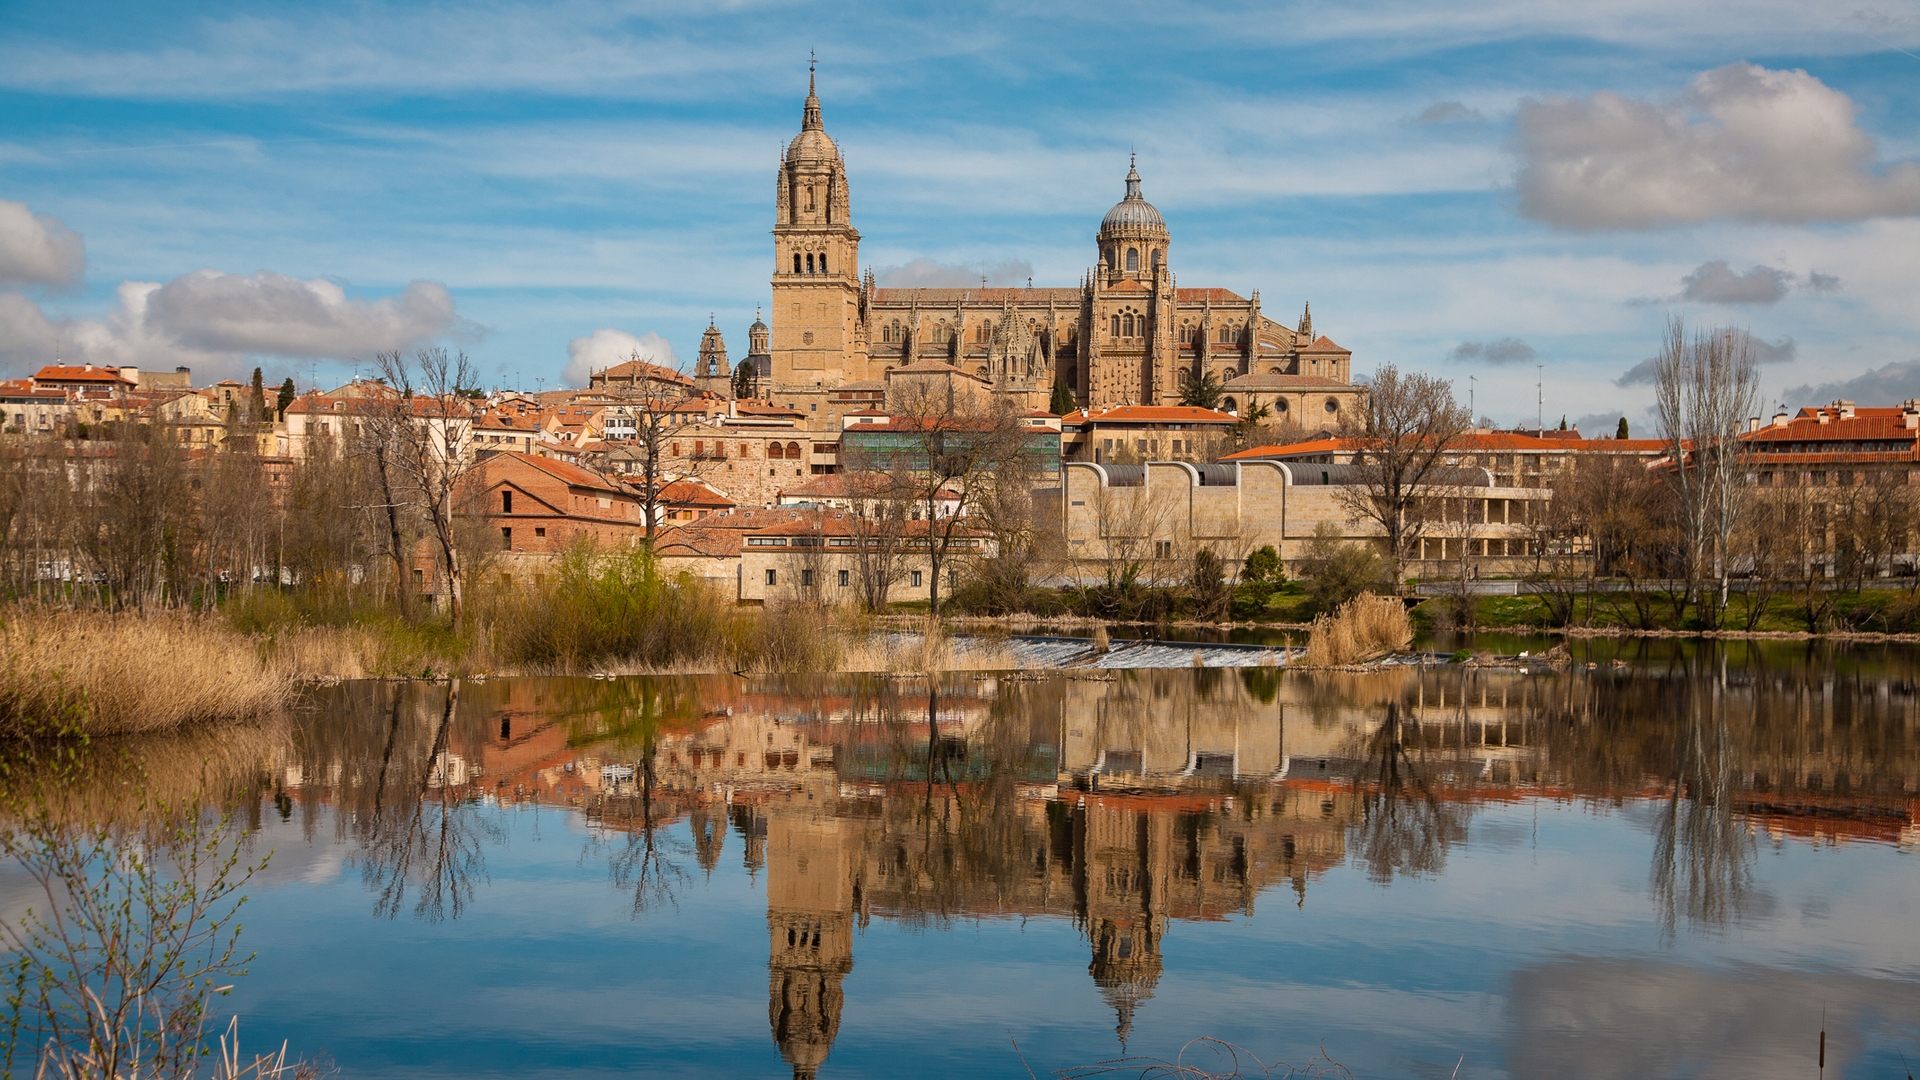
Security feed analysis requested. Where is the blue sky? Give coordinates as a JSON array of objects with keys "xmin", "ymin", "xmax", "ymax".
[{"xmin": 2, "ymin": 0, "xmax": 1917, "ymax": 429}]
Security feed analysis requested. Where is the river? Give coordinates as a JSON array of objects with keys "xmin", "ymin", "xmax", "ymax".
[{"xmin": 5, "ymin": 650, "xmax": 1917, "ymax": 1078}]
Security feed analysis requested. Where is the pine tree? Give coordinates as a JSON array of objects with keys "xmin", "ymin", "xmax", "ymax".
[
  {"xmin": 1049, "ymin": 372, "xmax": 1075, "ymax": 416},
  {"xmin": 1616, "ymin": 416, "xmax": 1630, "ymax": 440},
  {"xmin": 1558, "ymin": 414, "xmax": 1568, "ymax": 430}
]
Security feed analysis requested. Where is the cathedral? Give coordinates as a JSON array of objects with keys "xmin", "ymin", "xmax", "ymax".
[{"xmin": 695, "ymin": 71, "xmax": 1366, "ymax": 422}]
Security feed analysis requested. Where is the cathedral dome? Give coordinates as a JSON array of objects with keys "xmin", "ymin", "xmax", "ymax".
[
  {"xmin": 787, "ymin": 127, "xmax": 838, "ymax": 162},
  {"xmin": 1100, "ymin": 163, "xmax": 1166, "ymax": 234}
]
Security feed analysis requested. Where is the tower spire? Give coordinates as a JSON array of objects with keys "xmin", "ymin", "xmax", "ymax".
[{"xmin": 802, "ymin": 54, "xmax": 823, "ymax": 131}]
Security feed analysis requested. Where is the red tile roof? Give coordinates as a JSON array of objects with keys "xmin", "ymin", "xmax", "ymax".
[
  {"xmin": 33, "ymin": 365, "xmax": 134, "ymax": 385},
  {"xmin": 486, "ymin": 451, "xmax": 630, "ymax": 496},
  {"xmin": 1061, "ymin": 405, "xmax": 1240, "ymax": 426}
]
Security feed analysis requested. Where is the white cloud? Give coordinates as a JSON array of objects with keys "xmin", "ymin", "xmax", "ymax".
[
  {"xmin": 0, "ymin": 200, "xmax": 84, "ymax": 288},
  {"xmin": 875, "ymin": 257, "xmax": 1034, "ymax": 288},
  {"xmin": 1, "ymin": 273, "xmax": 466, "ymax": 383},
  {"xmin": 1448, "ymin": 337, "xmax": 1536, "ymax": 365},
  {"xmin": 145, "ymin": 270, "xmax": 460, "ymax": 357},
  {"xmin": 561, "ymin": 329, "xmax": 679, "ymax": 388},
  {"xmin": 1678, "ymin": 261, "xmax": 1791, "ymax": 304},
  {"xmin": 1514, "ymin": 63, "xmax": 1920, "ymax": 229}
]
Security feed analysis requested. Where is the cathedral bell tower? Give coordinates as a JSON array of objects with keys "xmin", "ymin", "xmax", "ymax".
[{"xmin": 770, "ymin": 65, "xmax": 863, "ymax": 390}]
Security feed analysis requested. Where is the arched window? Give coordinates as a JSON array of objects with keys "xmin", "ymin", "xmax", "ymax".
[
  {"xmin": 786, "ymin": 441, "xmax": 801, "ymax": 458},
  {"xmin": 1224, "ymin": 397, "xmax": 1238, "ymax": 413},
  {"xmin": 1126, "ymin": 248, "xmax": 1139, "ymax": 271},
  {"xmin": 1151, "ymin": 249, "xmax": 1161, "ymax": 273},
  {"xmin": 978, "ymin": 320, "xmax": 992, "ymax": 343},
  {"xmin": 1110, "ymin": 315, "xmax": 1121, "ymax": 337},
  {"xmin": 977, "ymin": 366, "xmax": 990, "ymax": 377},
  {"xmin": 819, "ymin": 253, "xmax": 828, "ymax": 273},
  {"xmin": 793, "ymin": 253, "xmax": 802, "ymax": 274},
  {"xmin": 1235, "ymin": 327, "xmax": 1245, "ymax": 344},
  {"xmin": 768, "ymin": 442, "xmax": 784, "ymax": 459},
  {"xmin": 1122, "ymin": 314, "xmax": 1134, "ymax": 338},
  {"xmin": 1269, "ymin": 367, "xmax": 1283, "ymax": 375},
  {"xmin": 806, "ymin": 253, "xmax": 814, "ymax": 273},
  {"xmin": 1177, "ymin": 367, "xmax": 1190, "ymax": 381},
  {"xmin": 1217, "ymin": 326, "xmax": 1229, "ymax": 344}
]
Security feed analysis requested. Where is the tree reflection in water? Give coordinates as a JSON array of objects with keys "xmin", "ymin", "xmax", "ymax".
[
  {"xmin": 1348, "ymin": 700, "xmax": 1470, "ymax": 884},
  {"xmin": 1650, "ymin": 660, "xmax": 1755, "ymax": 938},
  {"xmin": 355, "ymin": 680, "xmax": 502, "ymax": 922},
  {"xmin": 574, "ymin": 681, "xmax": 693, "ymax": 917}
]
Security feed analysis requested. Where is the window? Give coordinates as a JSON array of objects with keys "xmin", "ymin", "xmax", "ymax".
[
  {"xmin": 501, "ymin": 528, "xmax": 512, "ymax": 549},
  {"xmin": 535, "ymin": 527, "xmax": 546, "ymax": 538},
  {"xmin": 910, "ymin": 570, "xmax": 923, "ymax": 588},
  {"xmin": 819, "ymin": 253, "xmax": 828, "ymax": 273},
  {"xmin": 1325, "ymin": 398, "xmax": 1339, "ymax": 413},
  {"xmin": 787, "ymin": 441, "xmax": 801, "ymax": 458},
  {"xmin": 1156, "ymin": 540, "xmax": 1172, "ymax": 559},
  {"xmin": 413, "ymin": 568, "xmax": 424, "ymax": 586},
  {"xmin": 768, "ymin": 442, "xmax": 784, "ymax": 459},
  {"xmin": 1123, "ymin": 314, "xmax": 1135, "ymax": 338},
  {"xmin": 1126, "ymin": 248, "xmax": 1139, "ymax": 271},
  {"xmin": 838, "ymin": 569, "xmax": 849, "ymax": 587},
  {"xmin": 1111, "ymin": 315, "xmax": 1121, "ymax": 337},
  {"xmin": 801, "ymin": 569, "xmax": 814, "ymax": 586},
  {"xmin": 948, "ymin": 570, "xmax": 957, "ymax": 589},
  {"xmin": 500, "ymin": 489, "xmax": 514, "ymax": 513},
  {"xmin": 806, "ymin": 253, "xmax": 814, "ymax": 273},
  {"xmin": 1151, "ymin": 249, "xmax": 1161, "ymax": 272},
  {"xmin": 766, "ymin": 568, "xmax": 777, "ymax": 586},
  {"xmin": 793, "ymin": 253, "xmax": 801, "ymax": 273}
]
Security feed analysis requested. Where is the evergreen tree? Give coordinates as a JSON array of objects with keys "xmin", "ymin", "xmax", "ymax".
[
  {"xmin": 1558, "ymin": 414, "xmax": 1568, "ymax": 430},
  {"xmin": 276, "ymin": 377, "xmax": 296, "ymax": 420},
  {"xmin": 1049, "ymin": 372, "xmax": 1075, "ymax": 416},
  {"xmin": 249, "ymin": 367, "xmax": 267, "ymax": 425},
  {"xmin": 1177, "ymin": 367, "xmax": 1225, "ymax": 411},
  {"xmin": 1616, "ymin": 416, "xmax": 1630, "ymax": 440}
]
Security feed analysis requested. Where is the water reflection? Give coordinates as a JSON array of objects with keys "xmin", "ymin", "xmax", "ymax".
[{"xmin": 22, "ymin": 659, "xmax": 1915, "ymax": 1077}]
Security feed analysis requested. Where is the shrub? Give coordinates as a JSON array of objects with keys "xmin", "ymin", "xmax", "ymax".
[{"xmin": 1297, "ymin": 522, "xmax": 1388, "ymax": 612}]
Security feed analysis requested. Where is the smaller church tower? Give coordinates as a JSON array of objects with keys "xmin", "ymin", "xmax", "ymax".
[{"xmin": 696, "ymin": 316, "xmax": 731, "ymax": 396}]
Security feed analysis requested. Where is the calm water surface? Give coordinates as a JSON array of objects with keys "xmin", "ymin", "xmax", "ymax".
[{"xmin": 23, "ymin": 653, "xmax": 1920, "ymax": 1078}]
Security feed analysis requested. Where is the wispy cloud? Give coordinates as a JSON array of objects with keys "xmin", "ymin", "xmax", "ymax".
[
  {"xmin": 1447, "ymin": 337, "xmax": 1536, "ymax": 365},
  {"xmin": 1615, "ymin": 333, "xmax": 1797, "ymax": 386},
  {"xmin": 875, "ymin": 258, "xmax": 1034, "ymax": 288},
  {"xmin": 1783, "ymin": 358, "xmax": 1920, "ymax": 408}
]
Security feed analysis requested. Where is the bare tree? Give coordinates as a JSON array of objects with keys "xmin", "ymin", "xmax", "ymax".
[
  {"xmin": 358, "ymin": 358, "xmax": 421, "ymax": 611},
  {"xmin": 860, "ymin": 381, "xmax": 1034, "ymax": 616},
  {"xmin": 1652, "ymin": 320, "xmax": 1760, "ymax": 626},
  {"xmin": 373, "ymin": 348, "xmax": 479, "ymax": 623},
  {"xmin": 598, "ymin": 358, "xmax": 712, "ymax": 546},
  {"xmin": 1335, "ymin": 363, "xmax": 1472, "ymax": 589}
]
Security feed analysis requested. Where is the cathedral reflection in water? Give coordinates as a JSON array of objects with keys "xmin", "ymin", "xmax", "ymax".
[{"xmin": 276, "ymin": 667, "xmax": 1920, "ymax": 1079}]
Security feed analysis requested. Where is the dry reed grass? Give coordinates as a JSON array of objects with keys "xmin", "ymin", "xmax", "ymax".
[
  {"xmin": 0, "ymin": 612, "xmax": 295, "ymax": 737},
  {"xmin": 1304, "ymin": 593, "xmax": 1413, "ymax": 667}
]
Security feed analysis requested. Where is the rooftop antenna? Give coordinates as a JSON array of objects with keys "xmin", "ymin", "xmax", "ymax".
[
  {"xmin": 1536, "ymin": 364, "xmax": 1544, "ymax": 431},
  {"xmin": 1469, "ymin": 375, "xmax": 1477, "ymax": 423}
]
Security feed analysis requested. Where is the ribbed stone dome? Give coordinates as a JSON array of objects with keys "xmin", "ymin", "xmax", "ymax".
[{"xmin": 1100, "ymin": 164, "xmax": 1166, "ymax": 234}]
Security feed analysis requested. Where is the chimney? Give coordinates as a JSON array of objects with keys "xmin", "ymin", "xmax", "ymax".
[
  {"xmin": 1747, "ymin": 416, "xmax": 1761, "ymax": 433},
  {"xmin": 1772, "ymin": 410, "xmax": 1789, "ymax": 428},
  {"xmin": 1833, "ymin": 399, "xmax": 1856, "ymax": 419}
]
